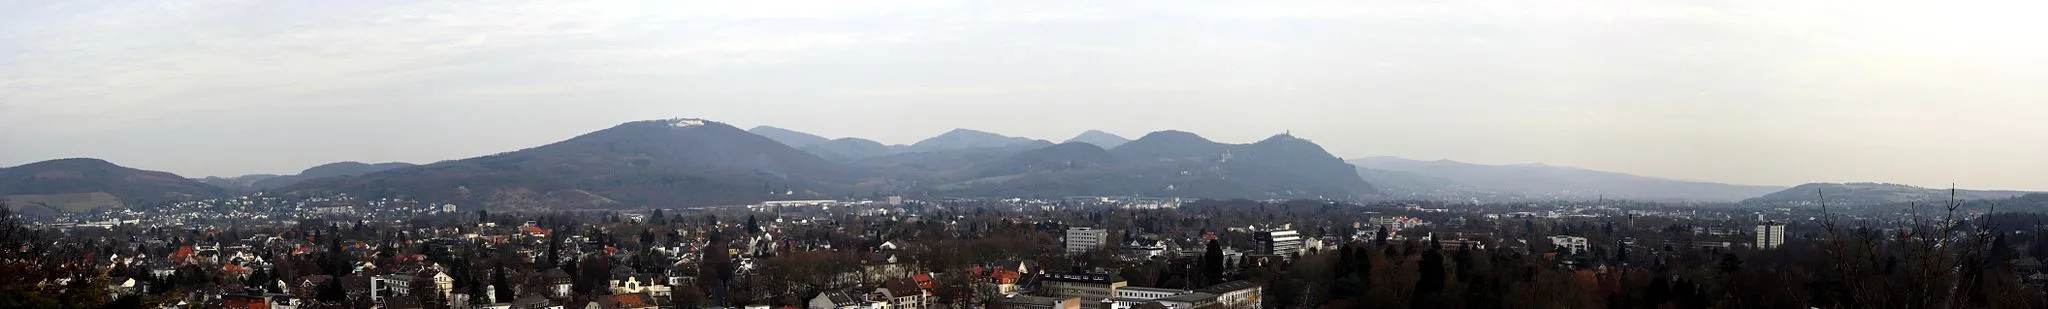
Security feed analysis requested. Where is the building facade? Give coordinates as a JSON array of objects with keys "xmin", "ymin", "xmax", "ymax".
[
  {"xmin": 1549, "ymin": 235, "xmax": 1589, "ymax": 255},
  {"xmin": 1037, "ymin": 273, "xmax": 1127, "ymax": 303},
  {"xmin": 1254, "ymin": 230, "xmax": 1304, "ymax": 256},
  {"xmin": 1066, "ymin": 227, "xmax": 1109, "ymax": 255},
  {"xmin": 1756, "ymin": 223, "xmax": 1787, "ymax": 249}
]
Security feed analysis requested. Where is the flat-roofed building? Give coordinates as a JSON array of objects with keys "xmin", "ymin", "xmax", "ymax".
[
  {"xmin": 1066, "ymin": 227, "xmax": 1110, "ymax": 255},
  {"xmin": 1254, "ymin": 230, "xmax": 1304, "ymax": 256}
]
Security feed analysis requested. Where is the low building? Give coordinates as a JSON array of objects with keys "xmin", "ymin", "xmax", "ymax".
[
  {"xmin": 1037, "ymin": 273, "xmax": 1127, "ymax": 303},
  {"xmin": 998, "ymin": 295, "xmax": 1081, "ymax": 309},
  {"xmin": 1548, "ymin": 235, "xmax": 1589, "ymax": 255},
  {"xmin": 808, "ymin": 292, "xmax": 864, "ymax": 309},
  {"xmin": 874, "ymin": 278, "xmax": 934, "ymax": 309},
  {"xmin": 1196, "ymin": 280, "xmax": 1263, "ymax": 309}
]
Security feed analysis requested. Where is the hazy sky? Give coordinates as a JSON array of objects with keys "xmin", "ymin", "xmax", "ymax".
[{"xmin": 4, "ymin": 0, "xmax": 2046, "ymax": 190}]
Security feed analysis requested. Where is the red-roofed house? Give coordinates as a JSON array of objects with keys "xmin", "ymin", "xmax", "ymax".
[
  {"xmin": 913, "ymin": 273, "xmax": 937, "ymax": 290},
  {"xmin": 606, "ymin": 292, "xmax": 658, "ymax": 309},
  {"xmin": 224, "ymin": 298, "xmax": 271, "ymax": 309},
  {"xmin": 173, "ymin": 246, "xmax": 197, "ymax": 265}
]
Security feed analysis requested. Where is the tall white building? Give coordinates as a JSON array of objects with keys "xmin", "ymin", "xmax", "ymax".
[
  {"xmin": 1255, "ymin": 230, "xmax": 1305, "ymax": 256},
  {"xmin": 1756, "ymin": 223, "xmax": 1787, "ymax": 249},
  {"xmin": 1067, "ymin": 227, "xmax": 1109, "ymax": 254}
]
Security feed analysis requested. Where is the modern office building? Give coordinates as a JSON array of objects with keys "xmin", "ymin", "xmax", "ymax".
[
  {"xmin": 1066, "ymin": 227, "xmax": 1109, "ymax": 255},
  {"xmin": 1254, "ymin": 230, "xmax": 1304, "ymax": 256}
]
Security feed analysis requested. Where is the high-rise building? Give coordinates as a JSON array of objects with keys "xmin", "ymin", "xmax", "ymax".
[
  {"xmin": 1066, "ymin": 227, "xmax": 1108, "ymax": 254},
  {"xmin": 1756, "ymin": 223, "xmax": 1787, "ymax": 249},
  {"xmin": 1254, "ymin": 230, "xmax": 1304, "ymax": 256}
]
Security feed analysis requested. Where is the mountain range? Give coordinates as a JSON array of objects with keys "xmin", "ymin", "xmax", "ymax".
[
  {"xmin": 1349, "ymin": 156, "xmax": 1787, "ymax": 202},
  {"xmin": 8, "ymin": 117, "xmax": 2040, "ymax": 211}
]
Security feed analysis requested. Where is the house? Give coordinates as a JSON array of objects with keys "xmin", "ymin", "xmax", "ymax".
[
  {"xmin": 610, "ymin": 274, "xmax": 672, "ymax": 297},
  {"xmin": 807, "ymin": 292, "xmax": 864, "ymax": 309},
  {"xmin": 431, "ymin": 271, "xmax": 456, "ymax": 299},
  {"xmin": 542, "ymin": 268, "xmax": 573, "ymax": 298},
  {"xmin": 296, "ymin": 275, "xmax": 333, "ymax": 300},
  {"xmin": 224, "ymin": 297, "xmax": 271, "ymax": 309},
  {"xmin": 604, "ymin": 293, "xmax": 659, "ymax": 309},
  {"xmin": 968, "ymin": 261, "xmax": 1035, "ymax": 295},
  {"xmin": 514, "ymin": 295, "xmax": 561, "ymax": 309},
  {"xmin": 873, "ymin": 278, "xmax": 933, "ymax": 309},
  {"xmin": 107, "ymin": 277, "xmax": 143, "ymax": 297}
]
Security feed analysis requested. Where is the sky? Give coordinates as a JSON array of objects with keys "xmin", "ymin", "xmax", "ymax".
[{"xmin": 4, "ymin": 0, "xmax": 2047, "ymax": 190}]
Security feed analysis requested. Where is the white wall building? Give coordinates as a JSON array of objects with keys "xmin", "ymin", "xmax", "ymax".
[
  {"xmin": 1066, "ymin": 227, "xmax": 1109, "ymax": 255},
  {"xmin": 1548, "ymin": 235, "xmax": 1589, "ymax": 255},
  {"xmin": 1756, "ymin": 223, "xmax": 1787, "ymax": 249}
]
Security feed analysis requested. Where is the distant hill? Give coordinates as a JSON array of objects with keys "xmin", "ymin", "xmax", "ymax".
[
  {"xmin": 800, "ymin": 138, "xmax": 899, "ymax": 162},
  {"xmin": 748, "ymin": 126, "xmax": 905, "ymax": 162},
  {"xmin": 1111, "ymin": 131, "xmax": 1231, "ymax": 161},
  {"xmin": 1745, "ymin": 183, "xmax": 2037, "ymax": 206},
  {"xmin": 285, "ymin": 119, "xmax": 855, "ymax": 210},
  {"xmin": 926, "ymin": 132, "xmax": 1374, "ymax": 199},
  {"xmin": 1348, "ymin": 157, "xmax": 1784, "ymax": 202},
  {"xmin": 0, "ymin": 158, "xmax": 225, "ymax": 214},
  {"xmin": 248, "ymin": 161, "xmax": 416, "ymax": 190},
  {"xmin": 196, "ymin": 174, "xmax": 280, "ymax": 191},
  {"xmin": 968, "ymin": 142, "xmax": 1124, "ymax": 178},
  {"xmin": 748, "ymin": 126, "xmax": 833, "ymax": 148},
  {"xmin": 904, "ymin": 129, "xmax": 1045, "ymax": 153},
  {"xmin": 1063, "ymin": 130, "xmax": 1131, "ymax": 149}
]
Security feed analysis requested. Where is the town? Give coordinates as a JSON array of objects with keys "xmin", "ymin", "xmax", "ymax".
[{"xmin": 6, "ymin": 192, "xmax": 2044, "ymax": 309}]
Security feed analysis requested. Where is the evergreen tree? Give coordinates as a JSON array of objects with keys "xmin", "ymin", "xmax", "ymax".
[
  {"xmin": 1414, "ymin": 249, "xmax": 1447, "ymax": 309},
  {"xmin": 1201, "ymin": 240, "xmax": 1224, "ymax": 287},
  {"xmin": 1376, "ymin": 225, "xmax": 1390, "ymax": 246},
  {"xmin": 747, "ymin": 215, "xmax": 762, "ymax": 235}
]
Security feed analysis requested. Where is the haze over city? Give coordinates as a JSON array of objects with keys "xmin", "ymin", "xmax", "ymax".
[{"xmin": 5, "ymin": 0, "xmax": 2047, "ymax": 190}]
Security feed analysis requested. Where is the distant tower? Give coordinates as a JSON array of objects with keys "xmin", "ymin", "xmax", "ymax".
[{"xmin": 1756, "ymin": 222, "xmax": 1787, "ymax": 249}]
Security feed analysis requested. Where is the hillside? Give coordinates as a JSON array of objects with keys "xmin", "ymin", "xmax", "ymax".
[
  {"xmin": 285, "ymin": 119, "xmax": 856, "ymax": 209},
  {"xmin": 196, "ymin": 174, "xmax": 280, "ymax": 191},
  {"xmin": 1745, "ymin": 183, "xmax": 2037, "ymax": 206},
  {"xmin": 1348, "ymin": 157, "xmax": 1784, "ymax": 202},
  {"xmin": 799, "ymin": 138, "xmax": 899, "ymax": 162},
  {"xmin": 248, "ymin": 161, "xmax": 416, "ymax": 190},
  {"xmin": 0, "ymin": 158, "xmax": 225, "ymax": 213},
  {"xmin": 748, "ymin": 126, "xmax": 832, "ymax": 148}
]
